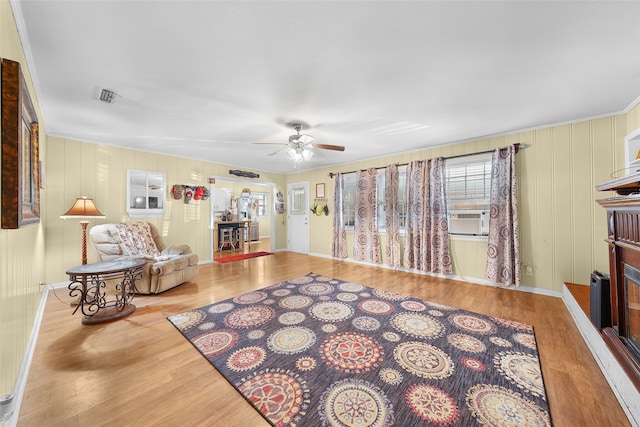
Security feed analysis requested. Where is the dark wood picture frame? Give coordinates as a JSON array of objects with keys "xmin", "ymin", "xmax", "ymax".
[{"xmin": 2, "ymin": 58, "xmax": 40, "ymax": 229}]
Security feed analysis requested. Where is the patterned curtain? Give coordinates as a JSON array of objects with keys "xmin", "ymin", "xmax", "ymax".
[
  {"xmin": 486, "ymin": 146, "xmax": 521, "ymax": 286},
  {"xmin": 331, "ymin": 173, "xmax": 348, "ymax": 258},
  {"xmin": 385, "ymin": 164, "xmax": 401, "ymax": 267},
  {"xmin": 403, "ymin": 158, "xmax": 452, "ymax": 274},
  {"xmin": 353, "ymin": 168, "xmax": 381, "ymax": 263}
]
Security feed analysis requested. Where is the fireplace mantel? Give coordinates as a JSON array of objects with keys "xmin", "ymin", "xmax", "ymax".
[{"xmin": 596, "ymin": 170, "xmax": 640, "ymax": 195}]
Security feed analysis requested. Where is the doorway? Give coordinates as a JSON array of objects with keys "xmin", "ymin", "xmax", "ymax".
[
  {"xmin": 209, "ymin": 176, "xmax": 276, "ymax": 259},
  {"xmin": 287, "ymin": 181, "xmax": 309, "ymax": 254}
]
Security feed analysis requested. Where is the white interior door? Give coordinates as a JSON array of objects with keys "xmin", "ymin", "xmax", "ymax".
[{"xmin": 287, "ymin": 182, "xmax": 309, "ymax": 254}]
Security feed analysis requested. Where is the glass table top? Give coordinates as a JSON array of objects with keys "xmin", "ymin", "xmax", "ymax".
[{"xmin": 66, "ymin": 258, "xmax": 146, "ymax": 275}]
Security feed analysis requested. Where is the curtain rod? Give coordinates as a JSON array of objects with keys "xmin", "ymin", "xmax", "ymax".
[{"xmin": 328, "ymin": 143, "xmax": 526, "ymax": 178}]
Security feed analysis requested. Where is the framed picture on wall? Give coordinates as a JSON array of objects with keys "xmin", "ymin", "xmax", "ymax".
[
  {"xmin": 1, "ymin": 58, "xmax": 40, "ymax": 229},
  {"xmin": 316, "ymin": 183, "xmax": 325, "ymax": 198}
]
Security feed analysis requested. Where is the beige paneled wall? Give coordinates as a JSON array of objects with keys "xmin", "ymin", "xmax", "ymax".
[
  {"xmin": 286, "ymin": 115, "xmax": 626, "ymax": 293},
  {"xmin": 628, "ymin": 101, "xmax": 640, "ymax": 134},
  {"xmin": 0, "ymin": 0, "xmax": 48, "ymax": 398},
  {"xmin": 46, "ymin": 137, "xmax": 286, "ymax": 284}
]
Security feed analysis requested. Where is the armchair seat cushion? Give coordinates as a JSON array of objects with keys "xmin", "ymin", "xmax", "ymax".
[{"xmin": 90, "ymin": 222, "xmax": 199, "ymax": 294}]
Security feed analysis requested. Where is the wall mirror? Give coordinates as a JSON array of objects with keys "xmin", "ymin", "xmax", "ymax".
[
  {"xmin": 126, "ymin": 169, "xmax": 166, "ymax": 217},
  {"xmin": 1, "ymin": 58, "xmax": 40, "ymax": 229}
]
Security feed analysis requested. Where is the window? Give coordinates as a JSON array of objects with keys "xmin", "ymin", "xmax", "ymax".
[
  {"xmin": 342, "ymin": 167, "xmax": 407, "ymax": 231},
  {"xmin": 338, "ymin": 155, "xmax": 493, "ymax": 236},
  {"xmin": 290, "ymin": 186, "xmax": 306, "ymax": 214},
  {"xmin": 249, "ymin": 193, "xmax": 267, "ymax": 217},
  {"xmin": 445, "ymin": 153, "xmax": 492, "ymax": 211},
  {"xmin": 343, "ymin": 174, "xmax": 356, "ymax": 227},
  {"xmin": 126, "ymin": 169, "xmax": 166, "ymax": 217},
  {"xmin": 376, "ymin": 167, "xmax": 407, "ymax": 230},
  {"xmin": 398, "ymin": 169, "xmax": 407, "ymax": 228},
  {"xmin": 445, "ymin": 152, "xmax": 492, "ymax": 236}
]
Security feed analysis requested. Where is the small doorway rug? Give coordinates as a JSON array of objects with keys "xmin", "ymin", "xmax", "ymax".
[
  {"xmin": 168, "ymin": 273, "xmax": 552, "ymax": 426},
  {"xmin": 215, "ymin": 251, "xmax": 272, "ymax": 263}
]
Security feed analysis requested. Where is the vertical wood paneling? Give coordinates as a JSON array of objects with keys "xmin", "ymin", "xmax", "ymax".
[
  {"xmin": 627, "ymin": 103, "xmax": 640, "ymax": 134},
  {"xmin": 552, "ymin": 125, "xmax": 573, "ymax": 287},
  {"xmin": 570, "ymin": 122, "xmax": 593, "ymax": 284},
  {"xmin": 517, "ymin": 131, "xmax": 537, "ymax": 287},
  {"xmin": 535, "ymin": 128, "xmax": 554, "ymax": 288},
  {"xmin": 615, "ymin": 115, "xmax": 627, "ymax": 174},
  {"xmin": 592, "ymin": 118, "xmax": 617, "ymax": 273},
  {"xmin": 45, "ymin": 137, "xmax": 65, "ymax": 278},
  {"xmin": 0, "ymin": 0, "xmax": 47, "ymax": 397}
]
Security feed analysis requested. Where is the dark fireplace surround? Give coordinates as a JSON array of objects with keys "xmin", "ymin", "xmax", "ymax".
[
  {"xmin": 596, "ymin": 173, "xmax": 640, "ymax": 390},
  {"xmin": 623, "ymin": 264, "xmax": 640, "ymax": 359}
]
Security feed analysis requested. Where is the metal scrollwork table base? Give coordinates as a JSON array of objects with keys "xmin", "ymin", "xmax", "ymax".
[{"xmin": 66, "ymin": 259, "xmax": 146, "ymax": 325}]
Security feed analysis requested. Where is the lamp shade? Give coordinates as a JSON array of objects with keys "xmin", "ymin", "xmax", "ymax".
[{"xmin": 60, "ymin": 197, "xmax": 105, "ymax": 219}]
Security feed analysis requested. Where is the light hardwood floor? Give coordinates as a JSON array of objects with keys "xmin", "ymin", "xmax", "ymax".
[{"xmin": 18, "ymin": 250, "xmax": 629, "ymax": 426}]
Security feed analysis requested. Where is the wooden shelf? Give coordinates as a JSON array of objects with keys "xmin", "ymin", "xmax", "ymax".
[{"xmin": 596, "ymin": 171, "xmax": 640, "ymax": 195}]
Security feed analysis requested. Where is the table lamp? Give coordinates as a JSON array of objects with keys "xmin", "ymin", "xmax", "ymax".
[{"xmin": 60, "ymin": 196, "xmax": 105, "ymax": 265}]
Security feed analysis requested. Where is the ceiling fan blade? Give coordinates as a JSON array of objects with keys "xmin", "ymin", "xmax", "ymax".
[
  {"xmin": 313, "ymin": 143, "xmax": 345, "ymax": 152},
  {"xmin": 253, "ymin": 141, "xmax": 288, "ymax": 146},
  {"xmin": 267, "ymin": 148, "xmax": 287, "ymax": 156}
]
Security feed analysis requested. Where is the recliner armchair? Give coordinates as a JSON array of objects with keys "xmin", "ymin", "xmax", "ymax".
[{"xmin": 89, "ymin": 222, "xmax": 199, "ymax": 294}]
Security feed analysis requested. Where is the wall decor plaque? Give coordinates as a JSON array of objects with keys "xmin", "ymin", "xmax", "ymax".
[{"xmin": 229, "ymin": 169, "xmax": 260, "ymax": 179}]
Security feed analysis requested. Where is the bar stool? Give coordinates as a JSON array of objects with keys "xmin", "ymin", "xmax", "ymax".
[
  {"xmin": 232, "ymin": 227, "xmax": 242, "ymax": 249},
  {"xmin": 219, "ymin": 228, "xmax": 235, "ymax": 251}
]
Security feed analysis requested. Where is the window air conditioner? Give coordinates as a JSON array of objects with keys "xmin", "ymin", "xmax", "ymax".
[{"xmin": 448, "ymin": 210, "xmax": 489, "ymax": 236}]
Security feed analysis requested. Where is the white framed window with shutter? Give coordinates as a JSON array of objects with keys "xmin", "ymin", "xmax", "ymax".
[{"xmin": 445, "ymin": 152, "xmax": 492, "ymax": 236}]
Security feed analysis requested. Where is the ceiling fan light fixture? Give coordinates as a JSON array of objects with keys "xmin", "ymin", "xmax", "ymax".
[
  {"xmin": 286, "ymin": 147, "xmax": 313, "ymax": 162},
  {"xmin": 252, "ymin": 119, "xmax": 344, "ymax": 166},
  {"xmin": 301, "ymin": 148, "xmax": 313, "ymax": 161}
]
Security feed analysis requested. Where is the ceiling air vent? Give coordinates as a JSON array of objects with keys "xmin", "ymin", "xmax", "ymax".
[{"xmin": 98, "ymin": 88, "xmax": 117, "ymax": 104}]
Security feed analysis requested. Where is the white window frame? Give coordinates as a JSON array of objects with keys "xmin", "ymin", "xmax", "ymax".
[
  {"xmin": 343, "ymin": 174, "xmax": 356, "ymax": 228},
  {"xmin": 445, "ymin": 152, "xmax": 492, "ymax": 238},
  {"xmin": 249, "ymin": 192, "xmax": 268, "ymax": 218},
  {"xmin": 342, "ymin": 167, "xmax": 407, "ymax": 232}
]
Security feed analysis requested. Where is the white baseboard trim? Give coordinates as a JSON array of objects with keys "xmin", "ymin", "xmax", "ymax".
[
  {"xmin": 308, "ymin": 252, "xmax": 562, "ymax": 298},
  {"xmin": 3, "ymin": 285, "xmax": 52, "ymax": 427},
  {"xmin": 562, "ymin": 284, "xmax": 640, "ymax": 427}
]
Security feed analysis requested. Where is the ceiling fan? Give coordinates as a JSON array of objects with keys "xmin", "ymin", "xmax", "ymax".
[{"xmin": 254, "ymin": 123, "xmax": 345, "ymax": 163}]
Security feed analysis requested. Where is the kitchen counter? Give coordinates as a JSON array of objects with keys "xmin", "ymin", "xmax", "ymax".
[{"xmin": 213, "ymin": 220, "xmax": 252, "ymax": 253}]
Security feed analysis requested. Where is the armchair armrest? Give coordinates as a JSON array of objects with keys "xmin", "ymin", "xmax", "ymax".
[{"xmin": 161, "ymin": 245, "xmax": 192, "ymax": 256}]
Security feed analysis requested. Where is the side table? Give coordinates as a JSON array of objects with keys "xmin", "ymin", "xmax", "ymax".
[{"xmin": 66, "ymin": 258, "xmax": 146, "ymax": 325}]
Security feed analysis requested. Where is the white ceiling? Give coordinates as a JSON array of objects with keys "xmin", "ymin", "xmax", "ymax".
[{"xmin": 11, "ymin": 1, "xmax": 640, "ymax": 174}]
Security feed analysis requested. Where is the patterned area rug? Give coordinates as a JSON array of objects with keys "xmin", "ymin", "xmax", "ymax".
[
  {"xmin": 215, "ymin": 251, "xmax": 272, "ymax": 263},
  {"xmin": 167, "ymin": 273, "xmax": 552, "ymax": 426}
]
